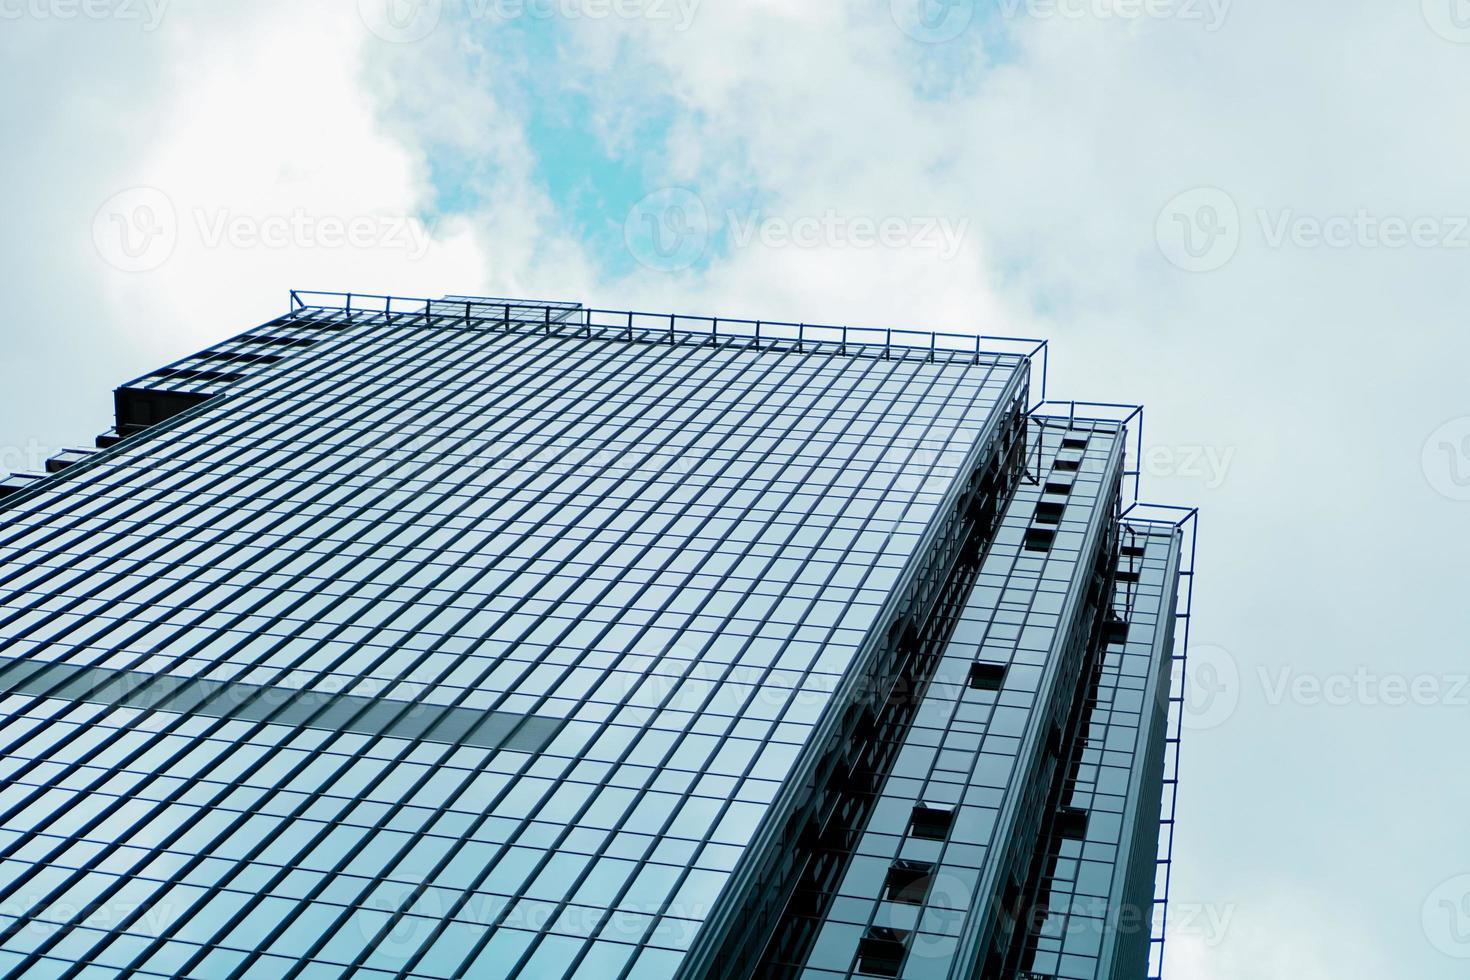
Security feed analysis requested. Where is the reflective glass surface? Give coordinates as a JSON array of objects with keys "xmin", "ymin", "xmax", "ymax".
[
  {"xmin": 1017, "ymin": 523, "xmax": 1181, "ymax": 980},
  {"xmin": 0, "ymin": 305, "xmax": 1027, "ymax": 979},
  {"xmin": 790, "ymin": 422, "xmax": 1129, "ymax": 979}
]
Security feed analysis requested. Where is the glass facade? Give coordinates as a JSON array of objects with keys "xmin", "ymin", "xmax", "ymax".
[
  {"xmin": 1014, "ymin": 520, "xmax": 1181, "ymax": 980},
  {"xmin": 0, "ymin": 293, "xmax": 1194, "ymax": 979},
  {"xmin": 780, "ymin": 422, "xmax": 1130, "ymax": 979}
]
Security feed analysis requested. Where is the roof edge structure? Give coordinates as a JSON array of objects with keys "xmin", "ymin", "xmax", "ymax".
[{"xmin": 288, "ymin": 290, "xmax": 1052, "ymax": 403}]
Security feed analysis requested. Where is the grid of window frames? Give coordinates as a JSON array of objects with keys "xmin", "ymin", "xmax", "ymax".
[
  {"xmin": 1015, "ymin": 523, "xmax": 1181, "ymax": 980},
  {"xmin": 0, "ymin": 302, "xmax": 1030, "ymax": 979},
  {"xmin": 783, "ymin": 422, "xmax": 1129, "ymax": 979}
]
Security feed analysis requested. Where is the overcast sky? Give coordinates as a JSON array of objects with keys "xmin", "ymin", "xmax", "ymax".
[{"xmin": 3, "ymin": 1, "xmax": 1469, "ymax": 976}]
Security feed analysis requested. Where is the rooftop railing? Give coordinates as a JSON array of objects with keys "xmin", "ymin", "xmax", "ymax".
[
  {"xmin": 288, "ymin": 289, "xmax": 1052, "ymax": 405},
  {"xmin": 1031, "ymin": 399, "xmax": 1146, "ymax": 507}
]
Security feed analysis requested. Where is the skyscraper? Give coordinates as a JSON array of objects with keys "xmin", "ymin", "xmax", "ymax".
[{"xmin": 0, "ymin": 293, "xmax": 1196, "ymax": 979}]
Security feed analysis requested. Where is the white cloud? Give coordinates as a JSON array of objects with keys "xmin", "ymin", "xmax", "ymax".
[{"xmin": 92, "ymin": 2, "xmax": 492, "ymax": 349}]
